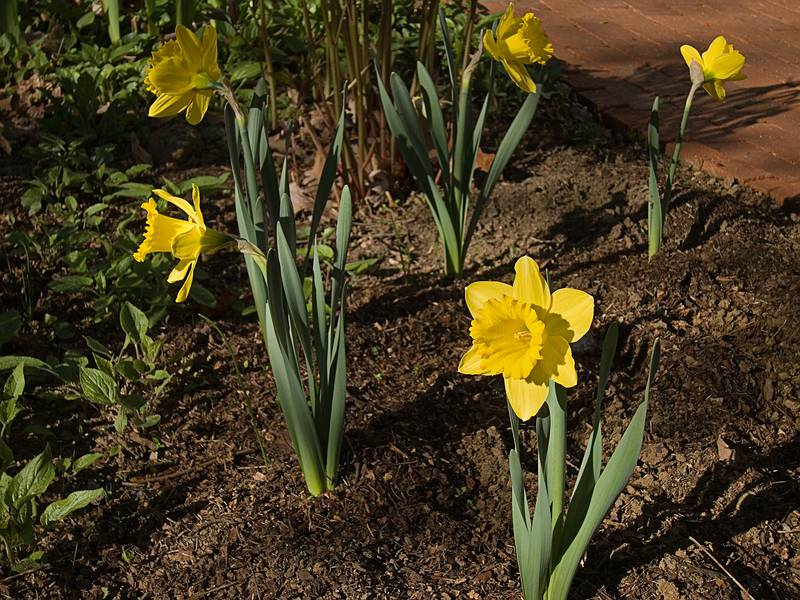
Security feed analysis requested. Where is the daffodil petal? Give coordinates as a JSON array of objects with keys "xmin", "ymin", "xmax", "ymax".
[
  {"xmin": 465, "ymin": 281, "xmax": 513, "ymax": 317},
  {"xmin": 172, "ymin": 228, "xmax": 204, "ymax": 260},
  {"xmin": 459, "ymin": 345, "xmax": 488, "ymax": 375},
  {"xmin": 552, "ymin": 345, "xmax": 577, "ymax": 388},
  {"xmin": 147, "ymin": 58, "xmax": 194, "ymax": 95},
  {"xmin": 153, "ymin": 189, "xmax": 198, "ymax": 222},
  {"xmin": 512, "ymin": 256, "xmax": 550, "ymax": 308},
  {"xmin": 680, "ymin": 44, "xmax": 703, "ymax": 71},
  {"xmin": 176, "ymin": 24, "xmax": 204, "ymax": 66},
  {"xmin": 175, "ymin": 260, "xmax": 197, "ymax": 303},
  {"xmin": 185, "ymin": 90, "xmax": 212, "ymax": 125},
  {"xmin": 168, "ymin": 258, "xmax": 194, "ymax": 283},
  {"xmin": 483, "ymin": 29, "xmax": 500, "ymax": 60},
  {"xmin": 504, "ymin": 377, "xmax": 549, "ymax": 421},
  {"xmin": 549, "ymin": 288, "xmax": 594, "ymax": 342},
  {"xmin": 709, "ymin": 51, "xmax": 745, "ymax": 80},
  {"xmin": 201, "ymin": 26, "xmax": 219, "ymax": 74},
  {"xmin": 148, "ymin": 92, "xmax": 193, "ymax": 118},
  {"xmin": 497, "ymin": 3, "xmax": 520, "ymax": 40},
  {"xmin": 191, "ymin": 184, "xmax": 204, "ymax": 225},
  {"xmin": 702, "ymin": 35, "xmax": 728, "ymax": 65},
  {"xmin": 501, "ymin": 58, "xmax": 538, "ymax": 94}
]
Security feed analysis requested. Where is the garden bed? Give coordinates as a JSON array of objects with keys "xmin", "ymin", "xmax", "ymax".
[{"xmin": 2, "ymin": 93, "xmax": 799, "ymax": 599}]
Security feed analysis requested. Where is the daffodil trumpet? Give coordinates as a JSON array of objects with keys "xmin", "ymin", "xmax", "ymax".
[
  {"xmin": 647, "ymin": 35, "xmax": 745, "ymax": 257},
  {"xmin": 377, "ymin": 8, "xmax": 546, "ymax": 276},
  {"xmin": 458, "ymin": 258, "xmax": 661, "ymax": 600}
]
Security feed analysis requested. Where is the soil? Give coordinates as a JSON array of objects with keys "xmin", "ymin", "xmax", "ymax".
[{"xmin": 1, "ymin": 89, "xmax": 799, "ymax": 600}]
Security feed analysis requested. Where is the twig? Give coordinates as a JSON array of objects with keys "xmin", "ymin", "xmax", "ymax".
[
  {"xmin": 688, "ymin": 536, "xmax": 755, "ymax": 600},
  {"xmin": 0, "ymin": 564, "xmax": 48, "ymax": 583},
  {"xmin": 121, "ymin": 448, "xmax": 257, "ymax": 486}
]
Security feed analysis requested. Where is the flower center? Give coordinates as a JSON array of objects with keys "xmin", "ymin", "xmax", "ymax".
[{"xmin": 470, "ymin": 296, "xmax": 545, "ymax": 379}]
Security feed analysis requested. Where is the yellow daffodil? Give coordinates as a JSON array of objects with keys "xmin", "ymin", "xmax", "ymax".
[
  {"xmin": 483, "ymin": 3, "xmax": 553, "ymax": 94},
  {"xmin": 134, "ymin": 185, "xmax": 231, "ymax": 302},
  {"xmin": 680, "ymin": 35, "xmax": 746, "ymax": 101},
  {"xmin": 144, "ymin": 25, "xmax": 222, "ymax": 124},
  {"xmin": 459, "ymin": 256, "xmax": 594, "ymax": 420}
]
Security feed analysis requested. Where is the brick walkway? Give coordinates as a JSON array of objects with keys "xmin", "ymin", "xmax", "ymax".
[{"xmin": 483, "ymin": 0, "xmax": 800, "ymax": 202}]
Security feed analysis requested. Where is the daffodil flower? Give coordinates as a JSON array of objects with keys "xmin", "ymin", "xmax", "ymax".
[
  {"xmin": 483, "ymin": 3, "xmax": 553, "ymax": 94},
  {"xmin": 144, "ymin": 25, "xmax": 222, "ymax": 124},
  {"xmin": 134, "ymin": 185, "xmax": 231, "ymax": 302},
  {"xmin": 459, "ymin": 256, "xmax": 594, "ymax": 420},
  {"xmin": 680, "ymin": 35, "xmax": 746, "ymax": 101}
]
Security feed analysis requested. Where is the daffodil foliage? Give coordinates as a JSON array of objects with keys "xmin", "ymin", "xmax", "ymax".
[
  {"xmin": 647, "ymin": 35, "xmax": 746, "ymax": 257},
  {"xmin": 377, "ymin": 9, "xmax": 543, "ymax": 276}
]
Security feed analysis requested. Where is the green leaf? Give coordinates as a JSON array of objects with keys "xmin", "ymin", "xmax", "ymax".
[
  {"xmin": 40, "ymin": 488, "xmax": 104, "ymax": 528},
  {"xmin": 0, "ymin": 356, "xmax": 47, "ymax": 371},
  {"xmin": 71, "ymin": 453, "xmax": 103, "ymax": 475},
  {"xmin": 3, "ymin": 362, "xmax": 25, "ymax": 400},
  {"xmin": 48, "ymin": 275, "xmax": 93, "ymax": 293},
  {"xmin": 119, "ymin": 302, "xmax": 148, "ymax": 344},
  {"xmin": 84, "ymin": 336, "xmax": 112, "ymax": 357},
  {"xmin": 417, "ymin": 62, "xmax": 451, "ymax": 189},
  {"xmin": 648, "ymin": 96, "xmax": 662, "ymax": 257},
  {"xmin": 79, "ymin": 367, "xmax": 118, "ymax": 406},
  {"xmin": 189, "ymin": 282, "xmax": 217, "ymax": 307},
  {"xmin": 229, "ymin": 61, "xmax": 262, "ymax": 82},
  {"xmin": 10, "ymin": 446, "xmax": 54, "ymax": 510},
  {"xmin": 549, "ymin": 338, "xmax": 660, "ymax": 599},
  {"xmin": 464, "ymin": 90, "xmax": 541, "ymax": 255}
]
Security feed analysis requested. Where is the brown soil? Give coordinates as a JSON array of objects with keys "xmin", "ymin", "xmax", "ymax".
[{"xmin": 1, "ymin": 93, "xmax": 799, "ymax": 599}]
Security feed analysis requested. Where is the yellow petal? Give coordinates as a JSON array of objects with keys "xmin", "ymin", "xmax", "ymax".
[
  {"xmin": 551, "ymin": 345, "xmax": 577, "ymax": 388},
  {"xmin": 504, "ymin": 376, "xmax": 549, "ymax": 421},
  {"xmin": 176, "ymin": 24, "xmax": 203, "ymax": 67},
  {"xmin": 549, "ymin": 288, "xmax": 594, "ymax": 342},
  {"xmin": 512, "ymin": 256, "xmax": 550, "ymax": 307},
  {"xmin": 703, "ymin": 80, "xmax": 726, "ymax": 101},
  {"xmin": 153, "ymin": 188, "xmax": 198, "ymax": 222},
  {"xmin": 680, "ymin": 44, "xmax": 703, "ymax": 70},
  {"xmin": 465, "ymin": 281, "xmax": 513, "ymax": 317},
  {"xmin": 167, "ymin": 258, "xmax": 193, "ymax": 283},
  {"xmin": 191, "ymin": 183, "xmax": 204, "ymax": 225},
  {"xmin": 185, "ymin": 90, "xmax": 212, "ymax": 125},
  {"xmin": 171, "ymin": 228, "xmax": 204, "ymax": 260},
  {"xmin": 147, "ymin": 59, "xmax": 194, "ymax": 95},
  {"xmin": 201, "ymin": 26, "xmax": 219, "ymax": 74},
  {"xmin": 497, "ymin": 3, "xmax": 521, "ymax": 40},
  {"xmin": 501, "ymin": 58, "xmax": 538, "ymax": 93},
  {"xmin": 701, "ymin": 35, "xmax": 727, "ymax": 65},
  {"xmin": 148, "ymin": 92, "xmax": 193, "ymax": 118},
  {"xmin": 175, "ymin": 260, "xmax": 197, "ymax": 303},
  {"xmin": 458, "ymin": 345, "xmax": 488, "ymax": 375},
  {"xmin": 483, "ymin": 28, "xmax": 500, "ymax": 60},
  {"xmin": 708, "ymin": 50, "xmax": 745, "ymax": 81}
]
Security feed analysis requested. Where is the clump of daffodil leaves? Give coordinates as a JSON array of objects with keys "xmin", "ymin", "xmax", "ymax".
[
  {"xmin": 135, "ymin": 24, "xmax": 353, "ymax": 499},
  {"xmin": 377, "ymin": 5, "xmax": 550, "ymax": 276},
  {"xmin": 459, "ymin": 256, "xmax": 661, "ymax": 600},
  {"xmin": 647, "ymin": 35, "xmax": 746, "ymax": 257}
]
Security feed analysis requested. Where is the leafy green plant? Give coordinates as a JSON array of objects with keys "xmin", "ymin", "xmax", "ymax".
[
  {"xmin": 0, "ymin": 367, "xmax": 103, "ymax": 572},
  {"xmin": 377, "ymin": 11, "xmax": 542, "ymax": 276},
  {"xmin": 508, "ymin": 325, "xmax": 660, "ymax": 599},
  {"xmin": 0, "ymin": 445, "xmax": 103, "ymax": 572},
  {"xmin": 76, "ymin": 302, "xmax": 171, "ymax": 432}
]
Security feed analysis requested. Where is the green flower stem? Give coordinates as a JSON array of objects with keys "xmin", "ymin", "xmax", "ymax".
[
  {"xmin": 546, "ymin": 385, "xmax": 566, "ymax": 545},
  {"xmin": 0, "ymin": 0, "xmax": 19, "ymax": 43},
  {"xmin": 662, "ymin": 81, "xmax": 700, "ymax": 219}
]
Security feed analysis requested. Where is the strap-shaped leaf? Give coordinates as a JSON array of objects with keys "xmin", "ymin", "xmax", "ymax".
[
  {"xmin": 325, "ymin": 311, "xmax": 347, "ymax": 487},
  {"xmin": 329, "ymin": 186, "xmax": 352, "ymax": 331},
  {"xmin": 417, "ymin": 62, "xmax": 451, "ymax": 192},
  {"xmin": 546, "ymin": 383, "xmax": 567, "ymax": 545},
  {"xmin": 259, "ymin": 119, "xmax": 280, "ymax": 232},
  {"xmin": 306, "ymin": 94, "xmax": 346, "ymax": 262},
  {"xmin": 509, "ymin": 449, "xmax": 534, "ymax": 593},
  {"xmin": 648, "ymin": 96, "xmax": 662, "ymax": 256},
  {"xmin": 276, "ymin": 223, "xmax": 312, "ymax": 362},
  {"xmin": 464, "ymin": 90, "xmax": 540, "ymax": 253},
  {"xmin": 263, "ymin": 297, "xmax": 326, "ymax": 497},
  {"xmin": 561, "ymin": 323, "xmax": 618, "ymax": 556},
  {"xmin": 311, "ymin": 248, "xmax": 328, "ymax": 422},
  {"xmin": 549, "ymin": 338, "xmax": 661, "ymax": 599},
  {"xmin": 438, "ymin": 9, "xmax": 458, "ymax": 116},
  {"xmin": 527, "ymin": 453, "xmax": 553, "ymax": 600},
  {"xmin": 279, "ymin": 192, "xmax": 296, "ymax": 257},
  {"xmin": 390, "ymin": 73, "xmax": 434, "ymax": 179}
]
